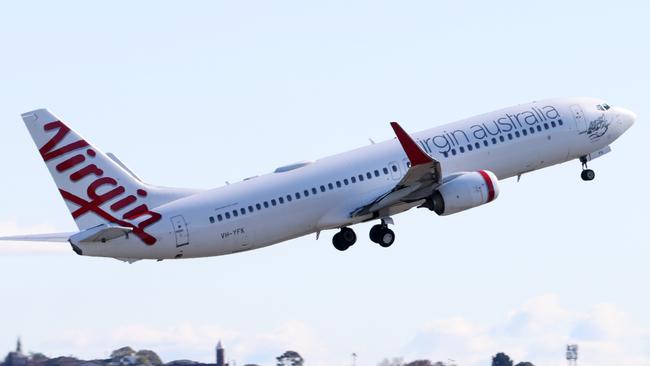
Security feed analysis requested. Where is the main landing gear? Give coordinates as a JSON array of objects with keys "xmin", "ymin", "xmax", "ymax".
[
  {"xmin": 332, "ymin": 227, "xmax": 357, "ymax": 251},
  {"xmin": 332, "ymin": 219, "xmax": 395, "ymax": 251},
  {"xmin": 580, "ymin": 156, "xmax": 595, "ymax": 181},
  {"xmin": 369, "ymin": 222, "xmax": 395, "ymax": 248}
]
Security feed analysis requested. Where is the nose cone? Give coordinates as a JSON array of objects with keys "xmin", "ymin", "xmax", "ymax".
[{"xmin": 615, "ymin": 107, "xmax": 636, "ymax": 132}]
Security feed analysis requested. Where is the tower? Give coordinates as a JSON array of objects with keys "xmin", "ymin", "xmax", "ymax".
[
  {"xmin": 566, "ymin": 344, "xmax": 578, "ymax": 366},
  {"xmin": 216, "ymin": 341, "xmax": 225, "ymax": 366},
  {"xmin": 16, "ymin": 337, "xmax": 22, "ymax": 353}
]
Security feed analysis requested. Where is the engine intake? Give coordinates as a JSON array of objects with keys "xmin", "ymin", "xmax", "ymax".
[{"xmin": 423, "ymin": 170, "xmax": 500, "ymax": 216}]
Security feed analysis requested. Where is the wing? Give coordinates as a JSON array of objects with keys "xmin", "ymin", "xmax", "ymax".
[{"xmin": 351, "ymin": 122, "xmax": 442, "ymax": 217}]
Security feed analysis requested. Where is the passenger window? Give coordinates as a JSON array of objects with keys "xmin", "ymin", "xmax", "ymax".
[
  {"xmin": 312, "ymin": 187, "xmax": 317, "ymax": 195},
  {"xmin": 351, "ymin": 176, "xmax": 356, "ymax": 183},
  {"xmin": 358, "ymin": 175, "xmax": 364, "ymax": 182},
  {"xmin": 374, "ymin": 170, "xmax": 380, "ymax": 177},
  {"xmin": 255, "ymin": 203, "xmax": 261, "ymax": 210},
  {"xmin": 217, "ymin": 214, "xmax": 223, "ymax": 221},
  {"xmin": 522, "ymin": 129, "xmax": 528, "ymax": 136},
  {"xmin": 483, "ymin": 140, "xmax": 489, "ymax": 147},
  {"xmin": 233, "ymin": 210, "xmax": 238, "ymax": 217},
  {"xmin": 328, "ymin": 183, "xmax": 334, "ymax": 190},
  {"xmin": 459, "ymin": 146, "xmax": 465, "ymax": 153},
  {"xmin": 442, "ymin": 151, "xmax": 449, "ymax": 158},
  {"xmin": 225, "ymin": 212, "xmax": 231, "ymax": 219},
  {"xmin": 279, "ymin": 197, "xmax": 284, "ymax": 204},
  {"xmin": 240, "ymin": 208, "xmax": 246, "ymax": 215},
  {"xmin": 508, "ymin": 133, "xmax": 513, "ymax": 140},
  {"xmin": 337, "ymin": 180, "xmax": 343, "ymax": 187},
  {"xmin": 451, "ymin": 149, "xmax": 457, "ymax": 156},
  {"xmin": 383, "ymin": 167, "xmax": 389, "ymax": 175},
  {"xmin": 248, "ymin": 205, "xmax": 254, "ymax": 213},
  {"xmin": 475, "ymin": 142, "xmax": 480, "ymax": 149},
  {"xmin": 530, "ymin": 127, "xmax": 535, "ymax": 134},
  {"xmin": 392, "ymin": 165, "xmax": 398, "ymax": 172},
  {"xmin": 467, "ymin": 144, "xmax": 473, "ymax": 151},
  {"xmin": 287, "ymin": 194, "xmax": 292, "ymax": 202},
  {"xmin": 344, "ymin": 179, "xmax": 349, "ymax": 185},
  {"xmin": 264, "ymin": 201, "xmax": 269, "ymax": 208},
  {"xmin": 544, "ymin": 123, "xmax": 549, "ymax": 130},
  {"xmin": 367, "ymin": 172, "xmax": 372, "ymax": 179},
  {"xmin": 515, "ymin": 131, "xmax": 520, "ymax": 138},
  {"xmin": 209, "ymin": 216, "xmax": 215, "ymax": 224},
  {"xmin": 320, "ymin": 185, "xmax": 326, "ymax": 192},
  {"xmin": 271, "ymin": 199, "xmax": 277, "ymax": 206},
  {"xmin": 499, "ymin": 136, "xmax": 505, "ymax": 142},
  {"xmin": 295, "ymin": 192, "xmax": 301, "ymax": 199},
  {"xmin": 558, "ymin": 119, "xmax": 563, "ymax": 126},
  {"xmin": 551, "ymin": 121, "xmax": 556, "ymax": 128},
  {"xmin": 304, "ymin": 190, "xmax": 310, "ymax": 197},
  {"xmin": 492, "ymin": 137, "xmax": 497, "ymax": 144},
  {"xmin": 537, "ymin": 125, "xmax": 542, "ymax": 132}
]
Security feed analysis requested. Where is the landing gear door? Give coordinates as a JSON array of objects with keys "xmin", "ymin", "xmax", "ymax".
[
  {"xmin": 571, "ymin": 104, "xmax": 587, "ymax": 133},
  {"xmin": 171, "ymin": 215, "xmax": 189, "ymax": 247}
]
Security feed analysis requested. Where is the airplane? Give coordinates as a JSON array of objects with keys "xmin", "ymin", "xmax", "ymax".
[{"xmin": 0, "ymin": 97, "xmax": 635, "ymax": 262}]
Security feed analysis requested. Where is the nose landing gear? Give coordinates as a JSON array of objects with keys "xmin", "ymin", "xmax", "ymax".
[{"xmin": 580, "ymin": 156, "xmax": 595, "ymax": 181}]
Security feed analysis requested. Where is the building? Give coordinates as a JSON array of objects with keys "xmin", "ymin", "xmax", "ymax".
[
  {"xmin": 4, "ymin": 338, "xmax": 28, "ymax": 366},
  {"xmin": 215, "ymin": 342, "xmax": 227, "ymax": 366}
]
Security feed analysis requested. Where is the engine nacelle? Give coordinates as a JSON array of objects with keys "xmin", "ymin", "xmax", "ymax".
[{"xmin": 423, "ymin": 170, "xmax": 500, "ymax": 216}]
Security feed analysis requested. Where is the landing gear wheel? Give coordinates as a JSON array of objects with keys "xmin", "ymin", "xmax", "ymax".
[
  {"xmin": 369, "ymin": 225, "xmax": 383, "ymax": 243},
  {"xmin": 332, "ymin": 227, "xmax": 357, "ymax": 251},
  {"xmin": 377, "ymin": 228, "xmax": 395, "ymax": 248},
  {"xmin": 369, "ymin": 224, "xmax": 395, "ymax": 248},
  {"xmin": 332, "ymin": 233, "xmax": 348, "ymax": 251},
  {"xmin": 579, "ymin": 156, "xmax": 595, "ymax": 181},
  {"xmin": 581, "ymin": 169, "xmax": 595, "ymax": 181}
]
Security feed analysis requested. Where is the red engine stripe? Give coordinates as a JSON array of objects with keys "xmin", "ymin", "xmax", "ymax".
[{"xmin": 478, "ymin": 170, "xmax": 495, "ymax": 202}]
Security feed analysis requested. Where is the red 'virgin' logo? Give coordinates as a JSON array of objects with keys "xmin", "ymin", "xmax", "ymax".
[{"xmin": 40, "ymin": 121, "xmax": 162, "ymax": 245}]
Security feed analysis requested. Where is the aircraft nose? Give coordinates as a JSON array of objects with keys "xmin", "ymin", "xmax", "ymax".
[{"xmin": 615, "ymin": 107, "xmax": 636, "ymax": 132}]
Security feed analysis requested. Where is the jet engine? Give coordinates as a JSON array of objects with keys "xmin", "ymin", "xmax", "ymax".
[{"xmin": 422, "ymin": 170, "xmax": 500, "ymax": 216}]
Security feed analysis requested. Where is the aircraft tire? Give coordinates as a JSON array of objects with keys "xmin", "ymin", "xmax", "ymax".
[{"xmin": 581, "ymin": 169, "xmax": 595, "ymax": 181}]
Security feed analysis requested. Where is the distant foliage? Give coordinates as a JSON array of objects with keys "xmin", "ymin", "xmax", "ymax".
[
  {"xmin": 514, "ymin": 363, "xmax": 535, "ymax": 366},
  {"xmin": 110, "ymin": 348, "xmax": 136, "ymax": 360},
  {"xmin": 378, "ymin": 357, "xmax": 404, "ymax": 366},
  {"xmin": 276, "ymin": 351, "xmax": 304, "ymax": 366},
  {"xmin": 491, "ymin": 353, "xmax": 513, "ymax": 366}
]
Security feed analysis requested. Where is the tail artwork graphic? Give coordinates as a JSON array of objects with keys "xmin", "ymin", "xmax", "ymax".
[{"xmin": 21, "ymin": 109, "xmax": 196, "ymax": 245}]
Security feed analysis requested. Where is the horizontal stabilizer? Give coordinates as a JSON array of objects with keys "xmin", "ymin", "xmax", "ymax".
[
  {"xmin": 0, "ymin": 232, "xmax": 74, "ymax": 243},
  {"xmin": 69, "ymin": 224, "xmax": 133, "ymax": 244}
]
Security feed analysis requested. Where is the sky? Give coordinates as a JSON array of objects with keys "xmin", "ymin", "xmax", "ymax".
[{"xmin": 0, "ymin": 1, "xmax": 649, "ymax": 366}]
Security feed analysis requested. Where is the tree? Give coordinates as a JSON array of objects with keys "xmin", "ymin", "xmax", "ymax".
[
  {"xmin": 276, "ymin": 351, "xmax": 304, "ymax": 366},
  {"xmin": 491, "ymin": 353, "xmax": 513, "ymax": 366},
  {"xmin": 110, "ymin": 347, "xmax": 135, "ymax": 360},
  {"xmin": 378, "ymin": 357, "xmax": 403, "ymax": 366},
  {"xmin": 135, "ymin": 350, "xmax": 163, "ymax": 366},
  {"xmin": 404, "ymin": 360, "xmax": 433, "ymax": 366},
  {"xmin": 514, "ymin": 363, "xmax": 535, "ymax": 366}
]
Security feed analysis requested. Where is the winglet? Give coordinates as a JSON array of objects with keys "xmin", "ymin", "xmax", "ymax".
[{"xmin": 390, "ymin": 122, "xmax": 432, "ymax": 166}]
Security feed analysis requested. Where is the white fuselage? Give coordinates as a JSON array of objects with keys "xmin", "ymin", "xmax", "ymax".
[{"xmin": 77, "ymin": 97, "xmax": 634, "ymax": 260}]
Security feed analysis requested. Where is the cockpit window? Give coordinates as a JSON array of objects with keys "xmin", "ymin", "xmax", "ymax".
[
  {"xmin": 603, "ymin": 103, "xmax": 611, "ymax": 110},
  {"xmin": 597, "ymin": 103, "xmax": 611, "ymax": 111}
]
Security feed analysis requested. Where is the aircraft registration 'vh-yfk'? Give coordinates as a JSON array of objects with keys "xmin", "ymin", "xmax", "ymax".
[{"xmin": 0, "ymin": 98, "xmax": 635, "ymax": 262}]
